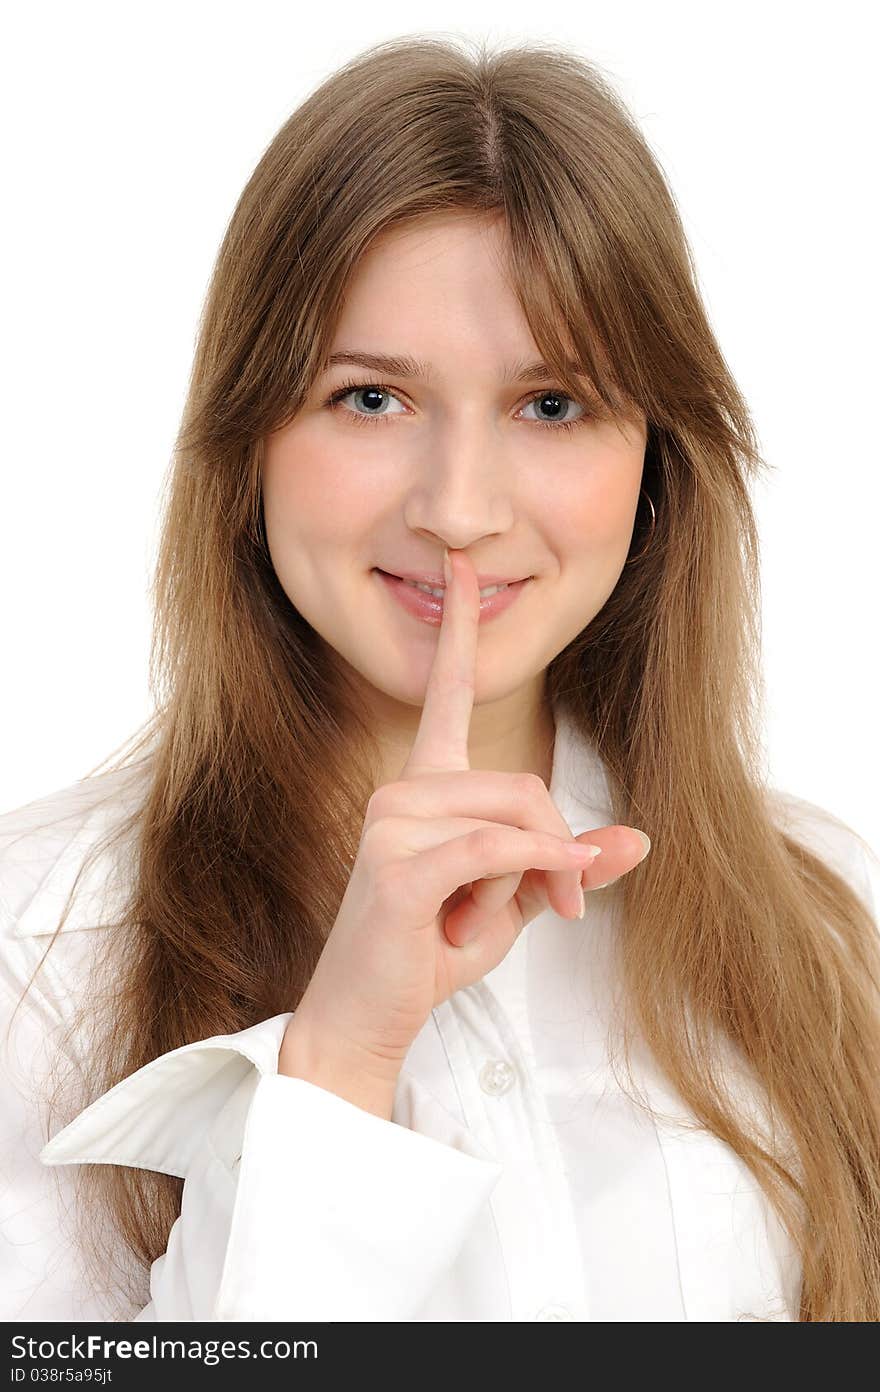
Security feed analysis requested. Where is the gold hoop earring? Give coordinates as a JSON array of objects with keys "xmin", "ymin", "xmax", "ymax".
[{"xmin": 625, "ymin": 488, "xmax": 656, "ymax": 564}]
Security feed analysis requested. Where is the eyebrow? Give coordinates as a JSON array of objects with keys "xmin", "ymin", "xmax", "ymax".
[{"xmin": 322, "ymin": 349, "xmax": 587, "ymax": 385}]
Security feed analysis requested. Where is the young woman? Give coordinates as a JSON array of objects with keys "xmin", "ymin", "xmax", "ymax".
[{"xmin": 2, "ymin": 35, "xmax": 879, "ymax": 1323}]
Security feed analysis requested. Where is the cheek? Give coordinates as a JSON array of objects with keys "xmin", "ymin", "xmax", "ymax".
[
  {"xmin": 262, "ymin": 433, "xmax": 376, "ymax": 546},
  {"xmin": 551, "ymin": 452, "xmax": 642, "ymax": 554}
]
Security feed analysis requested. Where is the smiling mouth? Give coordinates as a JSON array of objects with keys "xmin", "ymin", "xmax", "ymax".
[
  {"xmin": 375, "ymin": 569, "xmax": 531, "ymax": 597},
  {"xmin": 373, "ymin": 568, "xmax": 533, "ymax": 627}
]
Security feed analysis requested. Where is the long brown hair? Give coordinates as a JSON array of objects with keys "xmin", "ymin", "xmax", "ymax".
[{"xmin": 22, "ymin": 34, "xmax": 880, "ymax": 1319}]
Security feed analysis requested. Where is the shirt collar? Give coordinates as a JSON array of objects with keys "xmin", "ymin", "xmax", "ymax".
[{"xmin": 548, "ymin": 703, "xmax": 613, "ymax": 838}]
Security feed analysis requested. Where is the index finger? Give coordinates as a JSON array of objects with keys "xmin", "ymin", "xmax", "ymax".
[{"xmin": 402, "ymin": 547, "xmax": 480, "ymax": 777}]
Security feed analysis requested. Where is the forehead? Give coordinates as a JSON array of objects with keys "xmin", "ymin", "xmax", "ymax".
[{"xmin": 329, "ymin": 214, "xmax": 570, "ymax": 375}]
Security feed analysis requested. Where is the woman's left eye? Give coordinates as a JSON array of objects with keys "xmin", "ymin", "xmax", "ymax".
[
  {"xmin": 519, "ymin": 392, "xmax": 587, "ymax": 430},
  {"xmin": 324, "ymin": 381, "xmax": 589, "ymax": 433}
]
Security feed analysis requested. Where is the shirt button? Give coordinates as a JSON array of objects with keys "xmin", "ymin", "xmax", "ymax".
[
  {"xmin": 479, "ymin": 1058, "xmax": 516, "ymax": 1096},
  {"xmin": 534, "ymin": 1304, "xmax": 573, "ymax": 1321}
]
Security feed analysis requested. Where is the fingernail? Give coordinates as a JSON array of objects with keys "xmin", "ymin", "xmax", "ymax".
[
  {"xmin": 633, "ymin": 829, "xmax": 651, "ymax": 861},
  {"xmin": 443, "ymin": 549, "xmax": 452, "ymax": 585},
  {"xmin": 567, "ymin": 842, "xmax": 602, "ymax": 860}
]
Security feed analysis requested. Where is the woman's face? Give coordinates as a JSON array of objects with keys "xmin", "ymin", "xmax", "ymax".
[{"xmin": 262, "ymin": 210, "xmax": 647, "ymax": 771}]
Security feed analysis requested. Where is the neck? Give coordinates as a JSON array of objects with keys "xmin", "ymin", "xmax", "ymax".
[{"xmin": 369, "ymin": 689, "xmax": 557, "ymax": 792}]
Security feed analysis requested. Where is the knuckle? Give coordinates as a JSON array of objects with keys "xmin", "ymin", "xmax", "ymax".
[
  {"xmin": 472, "ymin": 824, "xmax": 505, "ymax": 857},
  {"xmin": 359, "ymin": 815, "xmax": 396, "ymax": 858},
  {"xmin": 365, "ymin": 781, "xmax": 402, "ymax": 823},
  {"xmin": 447, "ymin": 672, "xmax": 475, "ymax": 695},
  {"xmin": 514, "ymin": 770, "xmax": 544, "ymax": 801}
]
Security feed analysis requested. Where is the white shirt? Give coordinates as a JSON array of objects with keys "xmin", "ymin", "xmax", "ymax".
[{"xmin": 1, "ymin": 709, "xmax": 877, "ymax": 1322}]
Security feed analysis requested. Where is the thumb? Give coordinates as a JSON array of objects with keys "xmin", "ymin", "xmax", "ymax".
[{"xmin": 575, "ymin": 824, "xmax": 651, "ymax": 891}]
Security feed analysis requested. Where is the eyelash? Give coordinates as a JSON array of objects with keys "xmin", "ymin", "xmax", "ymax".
[{"xmin": 323, "ymin": 377, "xmax": 589, "ymax": 433}]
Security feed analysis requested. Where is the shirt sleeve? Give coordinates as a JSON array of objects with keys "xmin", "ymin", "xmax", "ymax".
[{"xmin": 38, "ymin": 1012, "xmax": 505, "ymax": 1321}]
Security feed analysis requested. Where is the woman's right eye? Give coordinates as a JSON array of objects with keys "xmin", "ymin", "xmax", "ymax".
[{"xmin": 324, "ymin": 381, "xmax": 409, "ymax": 426}]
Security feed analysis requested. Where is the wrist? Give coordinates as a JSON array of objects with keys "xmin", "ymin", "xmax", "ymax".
[{"xmin": 278, "ymin": 1012, "xmax": 402, "ymax": 1122}]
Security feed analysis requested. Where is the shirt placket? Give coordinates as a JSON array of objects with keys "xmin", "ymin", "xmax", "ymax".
[{"xmin": 432, "ymin": 940, "xmax": 591, "ymax": 1322}]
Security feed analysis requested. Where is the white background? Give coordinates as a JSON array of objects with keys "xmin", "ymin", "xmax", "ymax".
[{"xmin": 2, "ymin": 1, "xmax": 877, "ymax": 856}]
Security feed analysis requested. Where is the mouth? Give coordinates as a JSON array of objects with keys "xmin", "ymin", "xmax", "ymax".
[
  {"xmin": 374, "ymin": 569, "xmax": 531, "ymax": 598},
  {"xmin": 373, "ymin": 568, "xmax": 533, "ymax": 626}
]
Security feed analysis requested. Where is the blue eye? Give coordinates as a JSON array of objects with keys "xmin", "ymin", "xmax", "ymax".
[
  {"xmin": 326, "ymin": 383, "xmax": 408, "ymax": 421},
  {"xmin": 323, "ymin": 379, "xmax": 591, "ymax": 433},
  {"xmin": 519, "ymin": 392, "xmax": 587, "ymax": 429}
]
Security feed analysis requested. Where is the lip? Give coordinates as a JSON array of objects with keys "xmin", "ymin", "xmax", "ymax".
[
  {"xmin": 382, "ymin": 568, "xmax": 529, "ymax": 588},
  {"xmin": 374, "ymin": 569, "xmax": 532, "ymax": 626}
]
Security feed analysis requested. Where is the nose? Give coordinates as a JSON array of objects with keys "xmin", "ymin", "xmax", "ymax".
[{"xmin": 403, "ymin": 414, "xmax": 515, "ymax": 545}]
